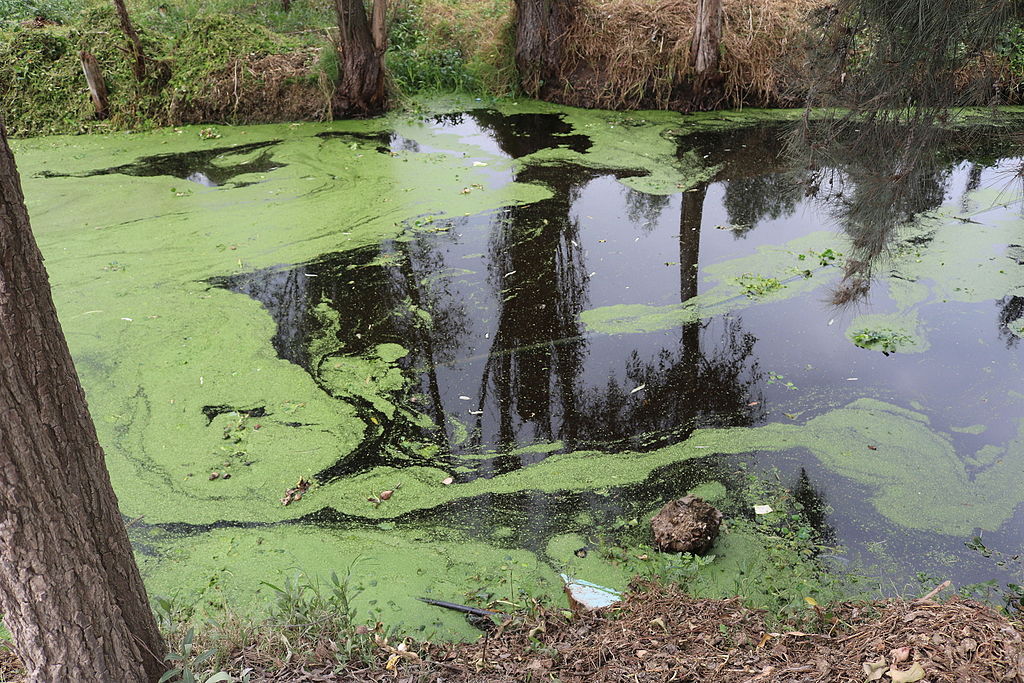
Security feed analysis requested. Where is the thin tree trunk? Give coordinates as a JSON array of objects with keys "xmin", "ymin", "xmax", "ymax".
[
  {"xmin": 282, "ymin": 0, "xmax": 291, "ymax": 11},
  {"xmin": 332, "ymin": 0, "xmax": 387, "ymax": 117},
  {"xmin": 0, "ymin": 120, "xmax": 166, "ymax": 682},
  {"xmin": 79, "ymin": 51, "xmax": 109, "ymax": 119},
  {"xmin": 690, "ymin": 0, "xmax": 723, "ymax": 76},
  {"xmin": 111, "ymin": 0, "xmax": 147, "ymax": 82}
]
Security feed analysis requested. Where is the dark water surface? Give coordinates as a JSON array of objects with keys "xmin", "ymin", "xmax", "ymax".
[{"xmin": 191, "ymin": 111, "xmax": 1024, "ymax": 596}]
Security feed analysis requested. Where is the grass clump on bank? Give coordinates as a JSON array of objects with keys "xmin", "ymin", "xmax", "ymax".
[{"xmin": 0, "ymin": 1, "xmax": 322, "ymax": 135}]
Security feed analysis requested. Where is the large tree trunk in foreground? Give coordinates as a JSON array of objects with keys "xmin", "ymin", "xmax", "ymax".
[
  {"xmin": 111, "ymin": 0, "xmax": 148, "ymax": 82},
  {"xmin": 513, "ymin": 0, "xmax": 581, "ymax": 100},
  {"xmin": 0, "ymin": 121, "xmax": 166, "ymax": 681},
  {"xmin": 332, "ymin": 0, "xmax": 388, "ymax": 117}
]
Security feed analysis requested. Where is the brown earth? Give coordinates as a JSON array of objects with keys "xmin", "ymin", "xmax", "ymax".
[
  {"xmin": 2, "ymin": 581, "xmax": 1022, "ymax": 681},
  {"xmin": 169, "ymin": 49, "xmax": 332, "ymax": 125},
  {"xmin": 228, "ymin": 581, "xmax": 1024, "ymax": 682}
]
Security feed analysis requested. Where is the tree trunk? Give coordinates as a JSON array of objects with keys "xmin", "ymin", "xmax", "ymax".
[
  {"xmin": 690, "ymin": 0, "xmax": 723, "ymax": 75},
  {"xmin": 332, "ymin": 0, "xmax": 388, "ymax": 117},
  {"xmin": 282, "ymin": 0, "xmax": 291, "ymax": 11},
  {"xmin": 513, "ymin": 0, "xmax": 580, "ymax": 100},
  {"xmin": 79, "ymin": 51, "xmax": 109, "ymax": 119},
  {"xmin": 0, "ymin": 121, "xmax": 166, "ymax": 682},
  {"xmin": 689, "ymin": 0, "xmax": 724, "ymax": 105},
  {"xmin": 111, "ymin": 0, "xmax": 147, "ymax": 82}
]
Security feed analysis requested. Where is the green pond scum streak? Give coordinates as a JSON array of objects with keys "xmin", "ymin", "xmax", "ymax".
[{"xmin": 14, "ymin": 97, "xmax": 1024, "ymax": 633}]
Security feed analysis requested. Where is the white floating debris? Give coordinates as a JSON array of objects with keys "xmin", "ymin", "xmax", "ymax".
[
  {"xmin": 458, "ymin": 395, "xmax": 471, "ymax": 401},
  {"xmin": 304, "ymin": 273, "xmax": 318, "ymax": 277},
  {"xmin": 754, "ymin": 505, "xmax": 773, "ymax": 515},
  {"xmin": 827, "ymin": 318, "xmax": 835, "ymax": 326},
  {"xmin": 468, "ymin": 410, "xmax": 484, "ymax": 415},
  {"xmin": 503, "ymin": 270, "xmax": 517, "ymax": 277},
  {"xmin": 121, "ymin": 317, "xmax": 133, "ymax": 321},
  {"xmin": 561, "ymin": 574, "xmax": 621, "ymax": 612},
  {"xmin": 588, "ymin": 272, "xmax": 597, "ymax": 278},
  {"xmin": 472, "ymin": 161, "xmax": 488, "ymax": 167},
  {"xmin": 846, "ymin": 377, "xmax": 859, "ymax": 381},
  {"xmin": 630, "ymin": 384, "xmax": 646, "ymax": 395}
]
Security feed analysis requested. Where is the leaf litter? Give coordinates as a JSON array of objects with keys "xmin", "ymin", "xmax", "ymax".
[{"xmin": 131, "ymin": 580, "xmax": 1024, "ymax": 682}]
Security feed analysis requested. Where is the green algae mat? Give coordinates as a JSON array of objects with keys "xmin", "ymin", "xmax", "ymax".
[{"xmin": 13, "ymin": 99, "xmax": 1024, "ymax": 634}]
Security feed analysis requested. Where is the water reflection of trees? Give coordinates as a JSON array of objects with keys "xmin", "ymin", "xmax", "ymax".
[
  {"xmin": 677, "ymin": 125, "xmax": 802, "ymax": 236},
  {"xmin": 469, "ymin": 163, "xmax": 592, "ymax": 453},
  {"xmin": 791, "ymin": 122, "xmax": 1023, "ymax": 305}
]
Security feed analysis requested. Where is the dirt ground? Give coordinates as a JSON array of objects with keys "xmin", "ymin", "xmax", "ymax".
[
  {"xmin": 234, "ymin": 581, "xmax": 1024, "ymax": 682},
  {"xmin": 2, "ymin": 580, "xmax": 1022, "ymax": 681}
]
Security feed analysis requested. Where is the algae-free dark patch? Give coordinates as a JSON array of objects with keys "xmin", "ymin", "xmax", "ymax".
[{"xmin": 37, "ymin": 139, "xmax": 284, "ymax": 187}]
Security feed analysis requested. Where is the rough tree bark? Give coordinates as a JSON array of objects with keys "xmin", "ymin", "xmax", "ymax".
[
  {"xmin": 111, "ymin": 0, "xmax": 148, "ymax": 82},
  {"xmin": 513, "ymin": 0, "xmax": 581, "ymax": 100},
  {"xmin": 689, "ymin": 0, "xmax": 724, "ymax": 103},
  {"xmin": 0, "ymin": 121, "xmax": 166, "ymax": 682},
  {"xmin": 332, "ymin": 0, "xmax": 388, "ymax": 117}
]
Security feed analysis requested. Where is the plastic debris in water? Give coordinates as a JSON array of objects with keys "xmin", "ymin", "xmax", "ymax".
[{"xmin": 561, "ymin": 574, "xmax": 621, "ymax": 612}]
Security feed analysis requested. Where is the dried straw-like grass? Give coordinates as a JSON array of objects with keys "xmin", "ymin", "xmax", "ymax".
[{"xmin": 553, "ymin": 0, "xmax": 829, "ymax": 110}]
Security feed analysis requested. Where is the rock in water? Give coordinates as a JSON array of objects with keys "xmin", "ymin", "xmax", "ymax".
[{"xmin": 651, "ymin": 495, "xmax": 723, "ymax": 554}]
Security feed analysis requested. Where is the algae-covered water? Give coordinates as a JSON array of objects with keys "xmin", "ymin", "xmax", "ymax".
[{"xmin": 14, "ymin": 99, "xmax": 1024, "ymax": 634}]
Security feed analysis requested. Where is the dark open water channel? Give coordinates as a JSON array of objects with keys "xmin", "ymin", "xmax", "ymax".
[{"xmin": 198, "ymin": 110, "xmax": 1024, "ymax": 598}]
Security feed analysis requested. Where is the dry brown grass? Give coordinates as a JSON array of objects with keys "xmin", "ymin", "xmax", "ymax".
[{"xmin": 556, "ymin": 0, "xmax": 830, "ymax": 110}]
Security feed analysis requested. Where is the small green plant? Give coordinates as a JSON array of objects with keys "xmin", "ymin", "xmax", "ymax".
[
  {"xmin": 159, "ymin": 627, "xmax": 250, "ymax": 683},
  {"xmin": 262, "ymin": 568, "xmax": 382, "ymax": 663},
  {"xmin": 734, "ymin": 273, "xmax": 784, "ymax": 298},
  {"xmin": 850, "ymin": 328, "xmax": 913, "ymax": 354},
  {"xmin": 767, "ymin": 371, "xmax": 797, "ymax": 390}
]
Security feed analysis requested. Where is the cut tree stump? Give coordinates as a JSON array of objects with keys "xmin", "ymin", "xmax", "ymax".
[{"xmin": 79, "ymin": 51, "xmax": 109, "ymax": 119}]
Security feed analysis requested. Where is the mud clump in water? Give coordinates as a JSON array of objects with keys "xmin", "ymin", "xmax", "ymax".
[{"xmin": 650, "ymin": 495, "xmax": 723, "ymax": 554}]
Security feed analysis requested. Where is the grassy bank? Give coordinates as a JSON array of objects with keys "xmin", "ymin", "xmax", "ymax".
[
  {"xmin": 0, "ymin": 0, "xmax": 514, "ymax": 136},
  {"xmin": 6, "ymin": 0, "xmax": 1024, "ymax": 136}
]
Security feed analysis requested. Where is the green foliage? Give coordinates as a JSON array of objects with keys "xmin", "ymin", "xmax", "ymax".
[
  {"xmin": 0, "ymin": 26, "xmax": 97, "ymax": 135},
  {"xmin": 0, "ymin": 4, "xmax": 304, "ymax": 135},
  {"xmin": 159, "ymin": 625, "xmax": 253, "ymax": 682},
  {"xmin": 850, "ymin": 328, "xmax": 914, "ymax": 354},
  {"xmin": 386, "ymin": 1, "xmax": 478, "ymax": 94},
  {"xmin": 262, "ymin": 569, "xmax": 383, "ymax": 663},
  {"xmin": 996, "ymin": 19, "xmax": 1024, "ymax": 76},
  {"xmin": 734, "ymin": 273, "xmax": 785, "ymax": 298},
  {"xmin": 0, "ymin": 0, "xmax": 76, "ymax": 25}
]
